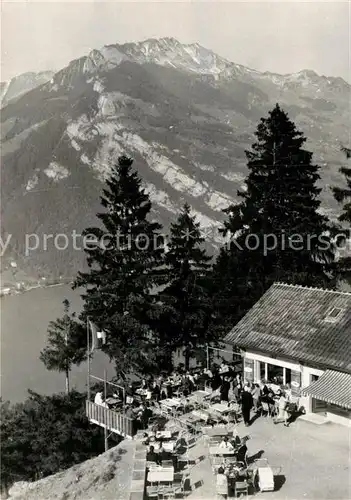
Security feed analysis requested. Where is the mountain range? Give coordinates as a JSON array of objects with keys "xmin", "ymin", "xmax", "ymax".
[{"xmin": 1, "ymin": 37, "xmax": 350, "ymax": 280}]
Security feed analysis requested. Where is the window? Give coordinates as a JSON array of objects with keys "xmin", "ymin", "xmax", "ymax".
[
  {"xmin": 267, "ymin": 364, "xmax": 284, "ymax": 385},
  {"xmin": 325, "ymin": 307, "xmax": 343, "ymax": 322}
]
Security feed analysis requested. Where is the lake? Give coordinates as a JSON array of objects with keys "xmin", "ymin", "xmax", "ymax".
[{"xmin": 1, "ymin": 284, "xmax": 115, "ymax": 403}]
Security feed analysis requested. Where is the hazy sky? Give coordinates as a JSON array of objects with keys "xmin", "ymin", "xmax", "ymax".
[{"xmin": 1, "ymin": 1, "xmax": 350, "ymax": 82}]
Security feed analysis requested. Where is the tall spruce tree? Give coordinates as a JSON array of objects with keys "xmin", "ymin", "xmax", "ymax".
[
  {"xmin": 40, "ymin": 300, "xmax": 86, "ymax": 394},
  {"xmin": 332, "ymin": 147, "xmax": 351, "ymax": 280},
  {"xmin": 156, "ymin": 203, "xmax": 213, "ymax": 369},
  {"xmin": 73, "ymin": 156, "xmax": 165, "ymax": 380},
  {"xmin": 213, "ymin": 104, "xmax": 336, "ymax": 326}
]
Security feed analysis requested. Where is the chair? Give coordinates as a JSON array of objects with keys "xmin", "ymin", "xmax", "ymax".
[
  {"xmin": 235, "ymin": 480, "xmax": 249, "ymax": 497},
  {"xmin": 211, "ymin": 456, "xmax": 224, "ymax": 473},
  {"xmin": 159, "ymin": 485, "xmax": 175, "ymax": 499},
  {"xmin": 173, "ymin": 472, "xmax": 184, "ymax": 497},
  {"xmin": 147, "ymin": 485, "xmax": 158, "ymax": 499},
  {"xmin": 257, "ymin": 466, "xmax": 274, "ymax": 492}
]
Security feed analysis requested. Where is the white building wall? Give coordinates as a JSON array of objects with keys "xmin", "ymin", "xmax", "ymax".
[{"xmin": 300, "ymin": 365, "xmax": 324, "ymax": 413}]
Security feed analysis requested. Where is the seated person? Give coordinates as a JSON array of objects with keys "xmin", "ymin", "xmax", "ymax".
[
  {"xmin": 94, "ymin": 391, "xmax": 103, "ymax": 405},
  {"xmin": 174, "ymin": 437, "xmax": 187, "ymax": 455},
  {"xmin": 155, "ymin": 438, "xmax": 166, "ymax": 455},
  {"xmin": 231, "ymin": 432, "xmax": 242, "ymax": 448},
  {"xmin": 216, "ymin": 466, "xmax": 228, "ymax": 496},
  {"xmin": 146, "ymin": 445, "xmax": 162, "ymax": 465},
  {"xmin": 219, "ymin": 436, "xmax": 234, "ymax": 451},
  {"xmin": 124, "ymin": 406, "xmax": 134, "ymax": 419}
]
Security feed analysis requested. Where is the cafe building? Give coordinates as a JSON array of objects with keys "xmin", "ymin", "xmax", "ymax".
[{"xmin": 224, "ymin": 283, "xmax": 351, "ymax": 427}]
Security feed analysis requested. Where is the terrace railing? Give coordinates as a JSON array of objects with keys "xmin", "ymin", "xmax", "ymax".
[{"xmin": 86, "ymin": 400, "xmax": 134, "ymax": 439}]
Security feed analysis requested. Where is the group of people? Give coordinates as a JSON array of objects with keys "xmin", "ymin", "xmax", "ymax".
[
  {"xmin": 93, "ymin": 362, "xmax": 299, "ymax": 431},
  {"xmin": 205, "ymin": 368, "xmax": 298, "ymax": 428}
]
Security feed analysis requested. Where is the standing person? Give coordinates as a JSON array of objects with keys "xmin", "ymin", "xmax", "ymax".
[
  {"xmin": 233, "ymin": 382, "xmax": 241, "ymax": 402},
  {"xmin": 166, "ymin": 383, "xmax": 173, "ymax": 399},
  {"xmin": 241, "ymin": 387, "xmax": 253, "ymax": 426},
  {"xmin": 251, "ymin": 384, "xmax": 261, "ymax": 413},
  {"xmin": 212, "ymin": 369, "xmax": 222, "ymax": 391},
  {"xmin": 152, "ymin": 381, "xmax": 160, "ymax": 402},
  {"xmin": 235, "ymin": 373, "xmax": 242, "ymax": 389},
  {"xmin": 220, "ymin": 377, "xmax": 231, "ymax": 402},
  {"xmin": 274, "ymin": 392, "xmax": 289, "ymax": 425}
]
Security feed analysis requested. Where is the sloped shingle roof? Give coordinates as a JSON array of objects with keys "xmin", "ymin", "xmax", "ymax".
[{"xmin": 224, "ymin": 283, "xmax": 351, "ymax": 373}]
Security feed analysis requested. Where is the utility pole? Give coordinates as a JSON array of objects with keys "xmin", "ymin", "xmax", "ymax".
[
  {"xmin": 104, "ymin": 369, "xmax": 108, "ymax": 452},
  {"xmin": 65, "ymin": 309, "xmax": 70, "ymax": 394}
]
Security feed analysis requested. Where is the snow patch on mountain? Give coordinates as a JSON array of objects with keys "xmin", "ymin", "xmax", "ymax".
[
  {"xmin": 25, "ymin": 173, "xmax": 39, "ymax": 191},
  {"xmin": 144, "ymin": 183, "xmax": 178, "ymax": 214},
  {"xmin": 81, "ymin": 154, "xmax": 91, "ymax": 165},
  {"xmin": 97, "ymin": 94, "xmax": 116, "ymax": 117},
  {"xmin": 222, "ymin": 171, "xmax": 246, "ymax": 183},
  {"xmin": 194, "ymin": 162, "xmax": 215, "ymax": 172},
  {"xmin": 206, "ymin": 191, "xmax": 233, "ymax": 211},
  {"xmin": 190, "ymin": 209, "xmax": 222, "ymax": 242},
  {"xmin": 71, "ymin": 139, "xmax": 81, "ymax": 151},
  {"xmin": 93, "ymin": 79, "xmax": 105, "ymax": 93},
  {"xmin": 44, "ymin": 162, "xmax": 70, "ymax": 181}
]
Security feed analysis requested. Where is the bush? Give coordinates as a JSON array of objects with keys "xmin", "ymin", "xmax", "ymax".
[{"xmin": 0, "ymin": 390, "xmax": 104, "ymax": 495}]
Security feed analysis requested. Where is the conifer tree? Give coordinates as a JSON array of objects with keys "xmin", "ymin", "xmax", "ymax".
[
  {"xmin": 213, "ymin": 104, "xmax": 336, "ymax": 325},
  {"xmin": 73, "ymin": 156, "xmax": 165, "ymax": 380},
  {"xmin": 40, "ymin": 300, "xmax": 86, "ymax": 394},
  {"xmin": 332, "ymin": 146, "xmax": 351, "ymax": 279},
  {"xmin": 157, "ymin": 203, "xmax": 212, "ymax": 369}
]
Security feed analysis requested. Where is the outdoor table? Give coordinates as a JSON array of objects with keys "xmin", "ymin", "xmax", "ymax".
[
  {"xmin": 162, "ymin": 441, "xmax": 175, "ymax": 452},
  {"xmin": 105, "ymin": 397, "xmax": 120, "ymax": 405},
  {"xmin": 205, "ymin": 426, "xmax": 231, "ymax": 437},
  {"xmin": 160, "ymin": 398, "xmax": 182, "ymax": 408},
  {"xmin": 156, "ymin": 430, "xmax": 172, "ymax": 439},
  {"xmin": 210, "ymin": 446, "xmax": 236, "ymax": 456},
  {"xmin": 189, "ymin": 390, "xmax": 211, "ymax": 400},
  {"xmin": 191, "ymin": 409, "xmax": 210, "ymax": 421},
  {"xmin": 209, "ymin": 403, "xmax": 230, "ymax": 414},
  {"xmin": 148, "ymin": 467, "xmax": 174, "ymax": 484}
]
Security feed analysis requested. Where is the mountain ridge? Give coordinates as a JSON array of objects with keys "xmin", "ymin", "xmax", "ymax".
[{"xmin": 0, "ymin": 70, "xmax": 55, "ymax": 107}]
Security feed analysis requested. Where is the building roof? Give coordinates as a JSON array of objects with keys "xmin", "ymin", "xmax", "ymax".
[
  {"xmin": 302, "ymin": 370, "xmax": 351, "ymax": 409},
  {"xmin": 224, "ymin": 283, "xmax": 351, "ymax": 373}
]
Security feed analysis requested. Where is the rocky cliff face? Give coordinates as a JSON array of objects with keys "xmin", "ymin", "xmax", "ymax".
[{"xmin": 1, "ymin": 38, "xmax": 349, "ymax": 278}]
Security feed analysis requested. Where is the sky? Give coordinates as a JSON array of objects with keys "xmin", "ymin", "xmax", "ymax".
[{"xmin": 1, "ymin": 1, "xmax": 350, "ymax": 82}]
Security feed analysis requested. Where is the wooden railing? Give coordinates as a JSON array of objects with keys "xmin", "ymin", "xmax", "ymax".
[{"xmin": 86, "ymin": 400, "xmax": 134, "ymax": 438}]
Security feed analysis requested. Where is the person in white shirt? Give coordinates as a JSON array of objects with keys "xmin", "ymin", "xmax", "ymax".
[
  {"xmin": 204, "ymin": 368, "xmax": 213, "ymax": 378},
  {"xmin": 219, "ymin": 436, "xmax": 234, "ymax": 451},
  {"xmin": 94, "ymin": 391, "xmax": 103, "ymax": 405},
  {"xmin": 220, "ymin": 362, "xmax": 228, "ymax": 373}
]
